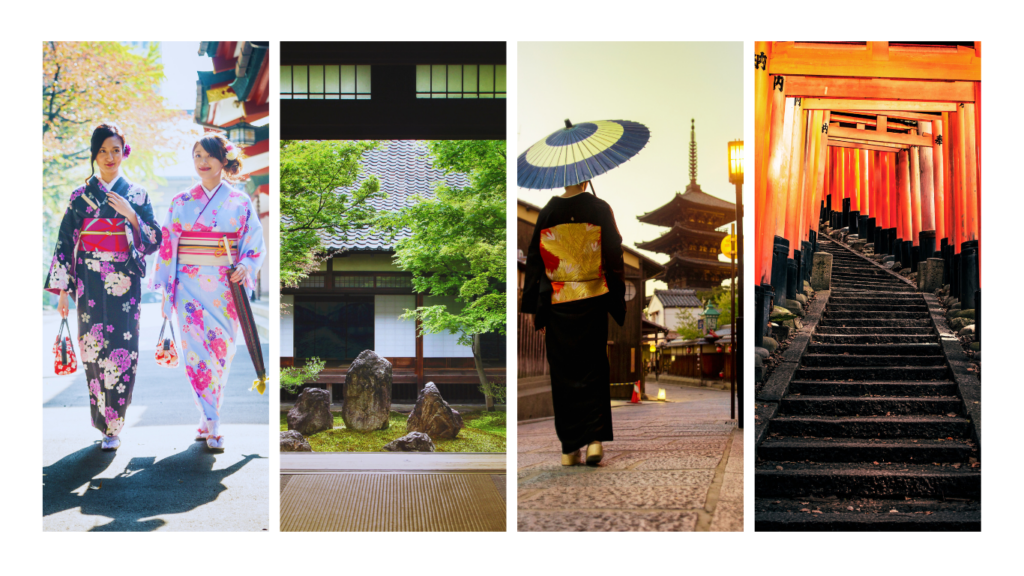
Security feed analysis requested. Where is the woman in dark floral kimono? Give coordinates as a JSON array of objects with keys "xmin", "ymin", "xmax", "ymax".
[
  {"xmin": 45, "ymin": 123, "xmax": 162, "ymax": 451},
  {"xmin": 522, "ymin": 180, "xmax": 626, "ymax": 466}
]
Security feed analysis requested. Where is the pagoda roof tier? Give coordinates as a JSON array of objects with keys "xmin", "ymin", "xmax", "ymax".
[
  {"xmin": 636, "ymin": 223, "xmax": 728, "ymax": 254},
  {"xmin": 637, "ymin": 183, "xmax": 737, "ymax": 228},
  {"xmin": 662, "ymin": 254, "xmax": 734, "ymax": 274}
]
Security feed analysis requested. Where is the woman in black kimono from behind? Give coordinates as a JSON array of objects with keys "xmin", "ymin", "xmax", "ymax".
[
  {"xmin": 522, "ymin": 180, "xmax": 625, "ymax": 465},
  {"xmin": 45, "ymin": 123, "xmax": 162, "ymax": 451}
]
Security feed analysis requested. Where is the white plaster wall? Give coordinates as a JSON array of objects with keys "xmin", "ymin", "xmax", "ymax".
[
  {"xmin": 374, "ymin": 295, "xmax": 416, "ymax": 357},
  {"xmin": 280, "ymin": 294, "xmax": 294, "ymax": 357},
  {"xmin": 422, "ymin": 295, "xmax": 473, "ymax": 358}
]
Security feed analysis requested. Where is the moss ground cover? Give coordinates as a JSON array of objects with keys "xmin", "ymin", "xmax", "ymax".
[{"xmin": 280, "ymin": 410, "xmax": 506, "ymax": 452}]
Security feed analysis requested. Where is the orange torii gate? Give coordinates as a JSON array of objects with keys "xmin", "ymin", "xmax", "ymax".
[{"xmin": 754, "ymin": 42, "xmax": 981, "ymax": 348}]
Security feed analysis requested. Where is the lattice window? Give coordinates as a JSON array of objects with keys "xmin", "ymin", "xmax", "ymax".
[
  {"xmin": 335, "ymin": 275, "xmax": 374, "ymax": 288},
  {"xmin": 415, "ymin": 65, "xmax": 506, "ymax": 99},
  {"xmin": 298, "ymin": 275, "xmax": 325, "ymax": 288},
  {"xmin": 281, "ymin": 65, "xmax": 371, "ymax": 100},
  {"xmin": 377, "ymin": 275, "xmax": 413, "ymax": 288}
]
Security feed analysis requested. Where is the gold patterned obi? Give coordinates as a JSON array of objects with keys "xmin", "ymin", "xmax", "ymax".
[
  {"xmin": 177, "ymin": 231, "xmax": 239, "ymax": 266},
  {"xmin": 539, "ymin": 222, "xmax": 608, "ymax": 304}
]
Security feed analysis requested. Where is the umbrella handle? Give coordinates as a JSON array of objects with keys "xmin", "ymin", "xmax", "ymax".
[{"xmin": 221, "ymin": 236, "xmax": 235, "ymax": 267}]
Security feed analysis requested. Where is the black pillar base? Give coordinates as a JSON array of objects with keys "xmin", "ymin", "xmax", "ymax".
[
  {"xmin": 843, "ymin": 198, "xmax": 851, "ymax": 228},
  {"xmin": 975, "ymin": 291, "xmax": 981, "ymax": 343},
  {"xmin": 850, "ymin": 210, "xmax": 861, "ymax": 235},
  {"xmin": 801, "ymin": 240, "xmax": 812, "ymax": 283},
  {"xmin": 867, "ymin": 217, "xmax": 877, "ymax": 245},
  {"xmin": 920, "ymin": 230, "xmax": 937, "ymax": 261},
  {"xmin": 961, "ymin": 240, "xmax": 979, "ymax": 309},
  {"xmin": 911, "ymin": 246, "xmax": 920, "ymax": 273},
  {"xmin": 786, "ymin": 258, "xmax": 798, "ymax": 300},
  {"xmin": 771, "ymin": 236, "xmax": 789, "ymax": 299},
  {"xmin": 901, "ymin": 240, "xmax": 912, "ymax": 269}
]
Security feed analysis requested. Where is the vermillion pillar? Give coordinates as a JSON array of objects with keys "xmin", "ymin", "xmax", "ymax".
[
  {"xmin": 919, "ymin": 121, "xmax": 936, "ymax": 233},
  {"xmin": 761, "ymin": 75, "xmax": 787, "ymax": 285},
  {"xmin": 910, "ymin": 140, "xmax": 922, "ymax": 246},
  {"xmin": 785, "ymin": 98, "xmax": 806, "ymax": 257},
  {"xmin": 898, "ymin": 150, "xmax": 912, "ymax": 246},
  {"xmin": 754, "ymin": 42, "xmax": 772, "ymax": 286},
  {"xmin": 932, "ymin": 119, "xmax": 946, "ymax": 243},
  {"xmin": 964, "ymin": 102, "xmax": 979, "ymax": 242}
]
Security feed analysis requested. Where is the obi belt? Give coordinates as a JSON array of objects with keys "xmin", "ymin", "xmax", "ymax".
[
  {"xmin": 79, "ymin": 218, "xmax": 128, "ymax": 252},
  {"xmin": 177, "ymin": 231, "xmax": 239, "ymax": 266},
  {"xmin": 540, "ymin": 222, "xmax": 610, "ymax": 304}
]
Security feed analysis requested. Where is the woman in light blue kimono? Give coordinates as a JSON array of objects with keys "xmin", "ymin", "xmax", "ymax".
[{"xmin": 150, "ymin": 133, "xmax": 265, "ymax": 450}]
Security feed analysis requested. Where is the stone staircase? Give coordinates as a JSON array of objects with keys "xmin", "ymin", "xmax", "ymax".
[{"xmin": 756, "ymin": 239, "xmax": 980, "ymax": 531}]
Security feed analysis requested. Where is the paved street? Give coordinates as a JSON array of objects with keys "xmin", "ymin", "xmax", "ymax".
[
  {"xmin": 43, "ymin": 304, "xmax": 270, "ymax": 531},
  {"xmin": 517, "ymin": 381, "xmax": 742, "ymax": 531}
]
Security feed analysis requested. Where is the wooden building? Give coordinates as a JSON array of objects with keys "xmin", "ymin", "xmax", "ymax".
[
  {"xmin": 195, "ymin": 41, "xmax": 270, "ymax": 297},
  {"xmin": 281, "ymin": 141, "xmax": 505, "ymax": 404},
  {"xmin": 281, "ymin": 42, "xmax": 505, "ymax": 140},
  {"xmin": 516, "ymin": 199, "xmax": 664, "ymax": 418},
  {"xmin": 637, "ymin": 120, "xmax": 736, "ymax": 289}
]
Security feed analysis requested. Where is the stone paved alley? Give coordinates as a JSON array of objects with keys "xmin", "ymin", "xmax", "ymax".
[{"xmin": 517, "ymin": 382, "xmax": 741, "ymax": 531}]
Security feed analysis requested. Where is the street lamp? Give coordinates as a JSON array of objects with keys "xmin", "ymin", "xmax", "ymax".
[
  {"xmin": 728, "ymin": 139, "xmax": 744, "ymax": 430},
  {"xmin": 702, "ymin": 302, "xmax": 720, "ymax": 335}
]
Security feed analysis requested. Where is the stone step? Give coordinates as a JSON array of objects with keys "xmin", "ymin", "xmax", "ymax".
[
  {"xmin": 816, "ymin": 318, "xmax": 932, "ymax": 328},
  {"xmin": 830, "ymin": 290, "xmax": 920, "ymax": 297},
  {"xmin": 828, "ymin": 295, "xmax": 924, "ymax": 304},
  {"xmin": 757, "ymin": 437, "xmax": 974, "ymax": 463},
  {"xmin": 755, "ymin": 462, "xmax": 980, "ymax": 499},
  {"xmin": 827, "ymin": 304, "xmax": 930, "ymax": 313},
  {"xmin": 806, "ymin": 334, "xmax": 937, "ymax": 342},
  {"xmin": 830, "ymin": 283, "xmax": 915, "ymax": 292},
  {"xmin": 754, "ymin": 498, "xmax": 981, "ymax": 531},
  {"xmin": 795, "ymin": 365, "xmax": 950, "ymax": 381},
  {"xmin": 779, "ymin": 396, "xmax": 963, "ymax": 416},
  {"xmin": 823, "ymin": 311, "xmax": 930, "ymax": 320},
  {"xmin": 769, "ymin": 414, "xmax": 971, "ymax": 439},
  {"xmin": 806, "ymin": 343, "xmax": 940, "ymax": 356},
  {"xmin": 815, "ymin": 327, "xmax": 935, "ymax": 335},
  {"xmin": 801, "ymin": 354, "xmax": 946, "ymax": 368},
  {"xmin": 789, "ymin": 379, "xmax": 959, "ymax": 397}
]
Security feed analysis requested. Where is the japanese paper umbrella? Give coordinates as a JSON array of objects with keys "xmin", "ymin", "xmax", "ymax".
[
  {"xmin": 517, "ymin": 119, "xmax": 650, "ymax": 190},
  {"xmin": 221, "ymin": 238, "xmax": 267, "ymax": 395}
]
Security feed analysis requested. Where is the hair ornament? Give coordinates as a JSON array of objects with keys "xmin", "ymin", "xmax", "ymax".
[
  {"xmin": 123, "ymin": 143, "xmax": 132, "ymax": 158},
  {"xmin": 224, "ymin": 142, "xmax": 239, "ymax": 161}
]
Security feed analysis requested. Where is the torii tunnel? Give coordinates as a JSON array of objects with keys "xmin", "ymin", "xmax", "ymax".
[{"xmin": 753, "ymin": 42, "xmax": 981, "ymax": 337}]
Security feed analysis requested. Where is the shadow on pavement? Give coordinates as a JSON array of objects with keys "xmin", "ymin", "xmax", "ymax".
[{"xmin": 44, "ymin": 442, "xmax": 265, "ymax": 531}]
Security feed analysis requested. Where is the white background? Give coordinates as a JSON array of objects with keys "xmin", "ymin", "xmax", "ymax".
[{"xmin": 6, "ymin": 2, "xmax": 1020, "ymax": 573}]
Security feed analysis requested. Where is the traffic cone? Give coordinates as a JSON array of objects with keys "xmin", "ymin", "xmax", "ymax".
[{"xmin": 630, "ymin": 381, "xmax": 641, "ymax": 404}]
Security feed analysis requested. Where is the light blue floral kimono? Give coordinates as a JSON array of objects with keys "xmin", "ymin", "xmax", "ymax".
[{"xmin": 149, "ymin": 182, "xmax": 265, "ymax": 424}]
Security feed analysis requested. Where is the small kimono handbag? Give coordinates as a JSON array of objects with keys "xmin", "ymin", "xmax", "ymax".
[
  {"xmin": 155, "ymin": 318, "xmax": 180, "ymax": 368},
  {"xmin": 53, "ymin": 318, "xmax": 77, "ymax": 375}
]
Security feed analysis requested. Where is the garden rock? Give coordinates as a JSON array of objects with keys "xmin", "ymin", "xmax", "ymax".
[
  {"xmin": 280, "ymin": 430, "xmax": 312, "ymax": 452},
  {"xmin": 754, "ymin": 347, "xmax": 770, "ymax": 360},
  {"xmin": 795, "ymin": 293, "xmax": 807, "ymax": 305},
  {"xmin": 953, "ymin": 309, "xmax": 975, "ymax": 321},
  {"xmin": 343, "ymin": 349, "xmax": 393, "ymax": 431},
  {"xmin": 958, "ymin": 324, "xmax": 975, "ymax": 337},
  {"xmin": 950, "ymin": 317, "xmax": 971, "ymax": 332},
  {"xmin": 287, "ymin": 388, "xmax": 333, "ymax": 436},
  {"xmin": 382, "ymin": 431, "xmax": 435, "ymax": 452},
  {"xmin": 762, "ymin": 336, "xmax": 779, "ymax": 354},
  {"xmin": 407, "ymin": 382, "xmax": 464, "ymax": 440}
]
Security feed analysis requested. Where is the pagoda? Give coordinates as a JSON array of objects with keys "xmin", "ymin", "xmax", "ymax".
[{"xmin": 636, "ymin": 120, "xmax": 736, "ymax": 289}]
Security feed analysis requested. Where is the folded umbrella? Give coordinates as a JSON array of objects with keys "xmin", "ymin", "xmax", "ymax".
[{"xmin": 222, "ymin": 237, "xmax": 267, "ymax": 394}]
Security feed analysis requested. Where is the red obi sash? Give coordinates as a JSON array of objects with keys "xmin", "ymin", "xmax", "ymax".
[
  {"xmin": 178, "ymin": 231, "xmax": 240, "ymax": 266},
  {"xmin": 79, "ymin": 218, "xmax": 129, "ymax": 252}
]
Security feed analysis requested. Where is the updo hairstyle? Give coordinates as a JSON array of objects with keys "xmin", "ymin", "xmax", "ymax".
[
  {"xmin": 85, "ymin": 123, "xmax": 129, "ymax": 185},
  {"xmin": 194, "ymin": 133, "xmax": 245, "ymax": 181}
]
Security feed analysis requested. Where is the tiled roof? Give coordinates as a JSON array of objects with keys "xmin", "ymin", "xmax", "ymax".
[
  {"xmin": 654, "ymin": 289, "xmax": 702, "ymax": 308},
  {"xmin": 316, "ymin": 141, "xmax": 470, "ymax": 252}
]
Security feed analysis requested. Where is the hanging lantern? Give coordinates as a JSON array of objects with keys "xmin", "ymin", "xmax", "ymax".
[{"xmin": 228, "ymin": 121, "xmax": 257, "ymax": 147}]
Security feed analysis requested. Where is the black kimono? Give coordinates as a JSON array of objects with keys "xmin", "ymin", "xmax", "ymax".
[
  {"xmin": 45, "ymin": 176, "xmax": 162, "ymax": 437},
  {"xmin": 522, "ymin": 192, "xmax": 626, "ymax": 454}
]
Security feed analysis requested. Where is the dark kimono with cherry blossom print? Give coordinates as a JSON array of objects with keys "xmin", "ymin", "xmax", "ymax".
[{"xmin": 44, "ymin": 176, "xmax": 162, "ymax": 437}]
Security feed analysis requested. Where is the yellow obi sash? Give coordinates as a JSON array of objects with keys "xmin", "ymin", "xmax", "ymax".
[
  {"xmin": 540, "ymin": 222, "xmax": 609, "ymax": 304},
  {"xmin": 177, "ymin": 231, "xmax": 239, "ymax": 267}
]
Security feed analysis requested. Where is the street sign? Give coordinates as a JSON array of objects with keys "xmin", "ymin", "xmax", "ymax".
[{"xmin": 721, "ymin": 234, "xmax": 737, "ymax": 259}]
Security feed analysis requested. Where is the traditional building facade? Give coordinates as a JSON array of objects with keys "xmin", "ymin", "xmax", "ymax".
[
  {"xmin": 195, "ymin": 41, "xmax": 270, "ymax": 297},
  {"xmin": 281, "ymin": 141, "xmax": 505, "ymax": 404},
  {"xmin": 637, "ymin": 120, "xmax": 735, "ymax": 290}
]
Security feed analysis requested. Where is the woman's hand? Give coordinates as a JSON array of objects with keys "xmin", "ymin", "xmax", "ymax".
[
  {"xmin": 58, "ymin": 290, "xmax": 70, "ymax": 318},
  {"xmin": 107, "ymin": 193, "xmax": 141, "ymax": 230},
  {"xmin": 230, "ymin": 264, "xmax": 247, "ymax": 285}
]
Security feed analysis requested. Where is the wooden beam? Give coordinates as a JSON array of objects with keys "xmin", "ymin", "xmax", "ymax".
[
  {"xmin": 828, "ymin": 140, "xmax": 905, "ymax": 153},
  {"xmin": 877, "ymin": 115, "xmax": 887, "ymax": 133},
  {"xmin": 829, "ymin": 114, "xmax": 910, "ymax": 132},
  {"xmin": 844, "ymin": 109, "xmax": 944, "ymax": 122},
  {"xmin": 828, "ymin": 125, "xmax": 932, "ymax": 147},
  {"xmin": 803, "ymin": 98, "xmax": 956, "ymax": 112},
  {"xmin": 783, "ymin": 75, "xmax": 975, "ymax": 102},
  {"xmin": 767, "ymin": 42, "xmax": 981, "ymax": 82}
]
